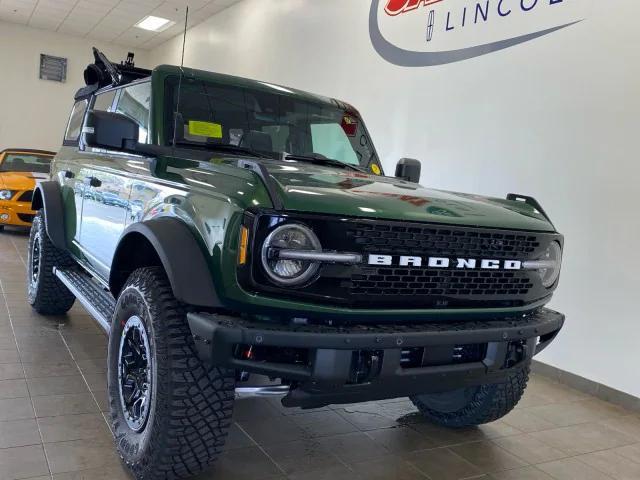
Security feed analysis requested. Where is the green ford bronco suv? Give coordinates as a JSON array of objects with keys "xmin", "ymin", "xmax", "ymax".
[{"xmin": 27, "ymin": 49, "xmax": 564, "ymax": 480}]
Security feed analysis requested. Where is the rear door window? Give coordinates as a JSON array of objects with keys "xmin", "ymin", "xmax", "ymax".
[
  {"xmin": 93, "ymin": 90, "xmax": 117, "ymax": 112},
  {"xmin": 114, "ymin": 82, "xmax": 151, "ymax": 143}
]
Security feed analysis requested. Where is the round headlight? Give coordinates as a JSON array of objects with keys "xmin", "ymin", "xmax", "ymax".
[
  {"xmin": 536, "ymin": 242, "xmax": 562, "ymax": 288},
  {"xmin": 261, "ymin": 224, "xmax": 321, "ymax": 286}
]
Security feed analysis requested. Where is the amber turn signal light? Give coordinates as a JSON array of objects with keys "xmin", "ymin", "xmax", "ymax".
[{"xmin": 238, "ymin": 225, "xmax": 249, "ymax": 265}]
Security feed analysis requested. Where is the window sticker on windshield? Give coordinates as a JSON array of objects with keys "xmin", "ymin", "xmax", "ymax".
[
  {"xmin": 371, "ymin": 164, "xmax": 381, "ymax": 175},
  {"xmin": 341, "ymin": 115, "xmax": 358, "ymax": 137},
  {"xmin": 188, "ymin": 121, "xmax": 223, "ymax": 139}
]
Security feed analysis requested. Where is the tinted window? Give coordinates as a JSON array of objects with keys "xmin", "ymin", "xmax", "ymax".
[
  {"xmin": 0, "ymin": 154, "xmax": 51, "ymax": 173},
  {"xmin": 115, "ymin": 82, "xmax": 151, "ymax": 143},
  {"xmin": 164, "ymin": 77, "xmax": 380, "ymax": 169},
  {"xmin": 64, "ymin": 100, "xmax": 88, "ymax": 142}
]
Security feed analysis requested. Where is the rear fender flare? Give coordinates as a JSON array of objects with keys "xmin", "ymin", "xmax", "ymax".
[
  {"xmin": 31, "ymin": 181, "xmax": 67, "ymax": 250},
  {"xmin": 109, "ymin": 217, "xmax": 221, "ymax": 308}
]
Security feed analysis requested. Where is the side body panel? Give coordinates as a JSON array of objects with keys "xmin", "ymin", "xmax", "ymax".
[{"xmin": 78, "ymin": 152, "xmax": 132, "ymax": 278}]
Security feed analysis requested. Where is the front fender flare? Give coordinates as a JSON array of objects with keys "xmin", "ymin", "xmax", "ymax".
[
  {"xmin": 31, "ymin": 181, "xmax": 66, "ymax": 250},
  {"xmin": 110, "ymin": 218, "xmax": 221, "ymax": 308}
]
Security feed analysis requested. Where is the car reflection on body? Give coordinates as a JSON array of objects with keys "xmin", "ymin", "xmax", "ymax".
[
  {"xmin": 128, "ymin": 199, "xmax": 144, "ymax": 220},
  {"xmin": 101, "ymin": 192, "xmax": 128, "ymax": 207}
]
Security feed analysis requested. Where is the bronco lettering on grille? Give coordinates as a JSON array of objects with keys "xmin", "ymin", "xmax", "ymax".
[{"xmin": 367, "ymin": 255, "xmax": 522, "ymax": 270}]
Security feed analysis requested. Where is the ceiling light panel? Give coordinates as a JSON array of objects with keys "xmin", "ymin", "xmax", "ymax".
[
  {"xmin": 135, "ymin": 15, "xmax": 174, "ymax": 32},
  {"xmin": 0, "ymin": 0, "xmax": 245, "ymax": 49}
]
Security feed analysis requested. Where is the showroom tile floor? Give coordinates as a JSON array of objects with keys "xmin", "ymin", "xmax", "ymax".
[{"xmin": 0, "ymin": 229, "xmax": 639, "ymax": 480}]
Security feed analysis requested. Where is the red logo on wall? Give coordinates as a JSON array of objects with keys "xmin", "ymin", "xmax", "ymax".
[{"xmin": 384, "ymin": 0, "xmax": 443, "ymax": 16}]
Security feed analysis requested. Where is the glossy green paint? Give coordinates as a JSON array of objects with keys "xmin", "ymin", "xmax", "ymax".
[
  {"xmin": 52, "ymin": 64, "xmax": 558, "ymax": 322},
  {"xmin": 261, "ymin": 160, "xmax": 553, "ymax": 231},
  {"xmin": 147, "ymin": 65, "xmax": 552, "ymax": 231}
]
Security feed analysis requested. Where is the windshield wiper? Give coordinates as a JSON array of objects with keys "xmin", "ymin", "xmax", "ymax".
[
  {"xmin": 285, "ymin": 154, "xmax": 366, "ymax": 173},
  {"xmin": 175, "ymin": 141, "xmax": 271, "ymax": 159}
]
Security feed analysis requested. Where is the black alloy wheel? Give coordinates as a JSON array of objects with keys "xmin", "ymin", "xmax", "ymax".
[{"xmin": 118, "ymin": 315, "xmax": 152, "ymax": 432}]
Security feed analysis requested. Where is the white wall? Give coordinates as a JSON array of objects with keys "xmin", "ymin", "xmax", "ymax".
[
  {"xmin": 0, "ymin": 21, "xmax": 147, "ymax": 152},
  {"xmin": 150, "ymin": 0, "xmax": 640, "ymax": 397}
]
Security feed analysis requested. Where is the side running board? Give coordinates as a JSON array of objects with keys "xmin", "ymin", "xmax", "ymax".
[{"xmin": 54, "ymin": 267, "xmax": 115, "ymax": 333}]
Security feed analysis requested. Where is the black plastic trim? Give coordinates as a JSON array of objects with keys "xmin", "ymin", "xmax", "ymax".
[
  {"xmin": 109, "ymin": 217, "xmax": 220, "ymax": 307},
  {"xmin": 507, "ymin": 193, "xmax": 554, "ymax": 228},
  {"xmin": 31, "ymin": 181, "xmax": 67, "ymax": 250},
  {"xmin": 237, "ymin": 160, "xmax": 284, "ymax": 210},
  {"xmin": 54, "ymin": 267, "xmax": 115, "ymax": 333},
  {"xmin": 189, "ymin": 308, "xmax": 564, "ymax": 355},
  {"xmin": 188, "ymin": 308, "xmax": 564, "ymax": 408}
]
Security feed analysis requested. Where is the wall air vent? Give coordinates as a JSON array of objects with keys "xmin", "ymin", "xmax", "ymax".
[{"xmin": 40, "ymin": 54, "xmax": 67, "ymax": 83}]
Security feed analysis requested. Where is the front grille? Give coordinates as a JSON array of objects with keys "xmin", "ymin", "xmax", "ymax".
[
  {"xmin": 245, "ymin": 213, "xmax": 562, "ymax": 310},
  {"xmin": 17, "ymin": 191, "xmax": 33, "ymax": 202},
  {"xmin": 352, "ymin": 267, "xmax": 534, "ymax": 298},
  {"xmin": 347, "ymin": 223, "xmax": 540, "ymax": 258},
  {"xmin": 341, "ymin": 222, "xmax": 547, "ymax": 307}
]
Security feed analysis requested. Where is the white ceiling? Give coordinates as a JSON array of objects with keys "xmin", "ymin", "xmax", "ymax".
[{"xmin": 0, "ymin": 0, "xmax": 243, "ymax": 49}]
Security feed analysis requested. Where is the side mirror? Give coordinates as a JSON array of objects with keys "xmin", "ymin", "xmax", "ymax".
[
  {"xmin": 83, "ymin": 110, "xmax": 139, "ymax": 151},
  {"xmin": 395, "ymin": 158, "xmax": 421, "ymax": 183}
]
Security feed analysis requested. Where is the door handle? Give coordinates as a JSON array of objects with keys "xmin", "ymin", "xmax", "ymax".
[{"xmin": 84, "ymin": 176, "xmax": 102, "ymax": 188}]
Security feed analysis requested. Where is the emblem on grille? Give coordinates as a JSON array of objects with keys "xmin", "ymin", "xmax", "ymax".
[{"xmin": 367, "ymin": 255, "xmax": 522, "ymax": 270}]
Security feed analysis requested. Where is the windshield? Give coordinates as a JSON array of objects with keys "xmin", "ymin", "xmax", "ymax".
[
  {"xmin": 164, "ymin": 76, "xmax": 382, "ymax": 172},
  {"xmin": 0, "ymin": 153, "xmax": 52, "ymax": 173}
]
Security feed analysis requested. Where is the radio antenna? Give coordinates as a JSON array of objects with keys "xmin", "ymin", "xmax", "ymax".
[{"xmin": 171, "ymin": 5, "xmax": 189, "ymax": 150}]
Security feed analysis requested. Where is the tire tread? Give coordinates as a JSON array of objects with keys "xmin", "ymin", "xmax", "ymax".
[
  {"xmin": 27, "ymin": 210, "xmax": 75, "ymax": 315},
  {"xmin": 411, "ymin": 365, "xmax": 530, "ymax": 428},
  {"xmin": 110, "ymin": 267, "xmax": 234, "ymax": 480}
]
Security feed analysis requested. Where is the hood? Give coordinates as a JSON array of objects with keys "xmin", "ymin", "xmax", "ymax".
[
  {"xmin": 0, "ymin": 171, "xmax": 47, "ymax": 191},
  {"xmin": 262, "ymin": 161, "xmax": 554, "ymax": 232}
]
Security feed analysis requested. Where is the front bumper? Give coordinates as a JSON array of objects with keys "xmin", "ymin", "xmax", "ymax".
[
  {"xmin": 188, "ymin": 308, "xmax": 564, "ymax": 408},
  {"xmin": 0, "ymin": 198, "xmax": 35, "ymax": 227}
]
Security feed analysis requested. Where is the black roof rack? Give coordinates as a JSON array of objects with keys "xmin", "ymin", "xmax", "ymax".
[{"xmin": 74, "ymin": 48, "xmax": 151, "ymax": 100}]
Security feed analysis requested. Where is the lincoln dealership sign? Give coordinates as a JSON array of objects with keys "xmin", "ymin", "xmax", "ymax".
[{"xmin": 369, "ymin": 0, "xmax": 587, "ymax": 66}]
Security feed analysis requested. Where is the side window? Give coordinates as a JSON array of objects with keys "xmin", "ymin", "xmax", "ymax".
[
  {"xmin": 64, "ymin": 100, "xmax": 88, "ymax": 143},
  {"xmin": 115, "ymin": 83, "xmax": 151, "ymax": 144},
  {"xmin": 310, "ymin": 123, "xmax": 359, "ymax": 165},
  {"xmin": 93, "ymin": 90, "xmax": 117, "ymax": 112}
]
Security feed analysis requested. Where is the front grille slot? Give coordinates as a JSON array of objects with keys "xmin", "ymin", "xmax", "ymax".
[
  {"xmin": 351, "ymin": 267, "xmax": 534, "ymax": 298},
  {"xmin": 400, "ymin": 343, "xmax": 487, "ymax": 368},
  {"xmin": 347, "ymin": 223, "xmax": 540, "ymax": 258}
]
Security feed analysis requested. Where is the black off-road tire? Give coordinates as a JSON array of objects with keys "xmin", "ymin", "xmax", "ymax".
[
  {"xmin": 27, "ymin": 210, "xmax": 75, "ymax": 315},
  {"xmin": 108, "ymin": 267, "xmax": 235, "ymax": 480},
  {"xmin": 410, "ymin": 364, "xmax": 530, "ymax": 428}
]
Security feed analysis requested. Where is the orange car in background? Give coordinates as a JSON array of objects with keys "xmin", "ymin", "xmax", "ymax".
[{"xmin": 0, "ymin": 149, "xmax": 54, "ymax": 230}]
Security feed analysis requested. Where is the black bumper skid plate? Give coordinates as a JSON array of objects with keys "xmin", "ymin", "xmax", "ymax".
[{"xmin": 188, "ymin": 308, "xmax": 564, "ymax": 408}]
